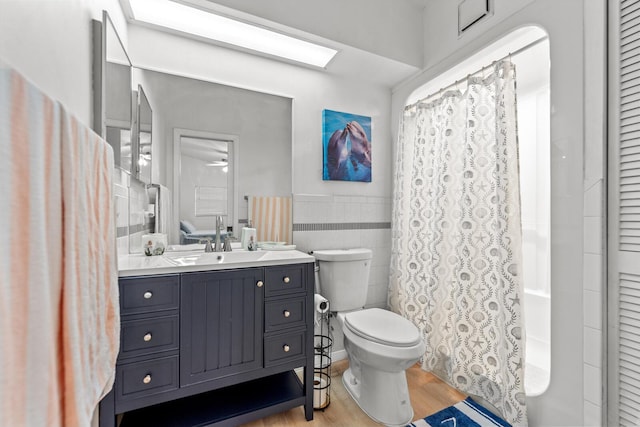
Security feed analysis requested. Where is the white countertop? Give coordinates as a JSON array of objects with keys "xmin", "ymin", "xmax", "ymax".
[{"xmin": 118, "ymin": 249, "xmax": 315, "ymax": 277}]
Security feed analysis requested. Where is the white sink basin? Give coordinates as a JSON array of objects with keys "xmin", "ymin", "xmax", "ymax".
[{"xmin": 164, "ymin": 250, "xmax": 267, "ymax": 266}]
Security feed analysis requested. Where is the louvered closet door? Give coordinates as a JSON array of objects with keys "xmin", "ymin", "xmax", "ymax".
[{"xmin": 609, "ymin": 1, "xmax": 640, "ymax": 425}]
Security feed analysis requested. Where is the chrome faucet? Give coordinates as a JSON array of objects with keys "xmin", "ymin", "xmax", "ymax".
[{"xmin": 214, "ymin": 215, "xmax": 223, "ymax": 252}]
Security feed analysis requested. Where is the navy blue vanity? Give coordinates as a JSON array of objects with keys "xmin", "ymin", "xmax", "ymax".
[{"xmin": 99, "ymin": 251, "xmax": 315, "ymax": 426}]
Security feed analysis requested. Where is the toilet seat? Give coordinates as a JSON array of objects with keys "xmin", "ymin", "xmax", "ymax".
[{"xmin": 344, "ymin": 308, "xmax": 421, "ymax": 347}]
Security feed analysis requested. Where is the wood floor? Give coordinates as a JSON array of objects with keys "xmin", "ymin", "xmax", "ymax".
[{"xmin": 240, "ymin": 359, "xmax": 466, "ymax": 427}]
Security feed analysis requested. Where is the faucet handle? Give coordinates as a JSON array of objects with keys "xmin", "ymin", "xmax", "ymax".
[
  {"xmin": 199, "ymin": 238, "xmax": 213, "ymax": 253},
  {"xmin": 223, "ymin": 236, "xmax": 233, "ymax": 252}
]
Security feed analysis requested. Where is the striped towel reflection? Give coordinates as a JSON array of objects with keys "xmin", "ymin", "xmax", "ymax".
[{"xmin": 248, "ymin": 196, "xmax": 292, "ymax": 244}]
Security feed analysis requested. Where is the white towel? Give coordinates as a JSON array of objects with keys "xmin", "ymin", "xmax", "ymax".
[
  {"xmin": 0, "ymin": 67, "xmax": 119, "ymax": 427},
  {"xmin": 155, "ymin": 184, "xmax": 172, "ymax": 234},
  {"xmin": 248, "ymin": 196, "xmax": 292, "ymax": 244},
  {"xmin": 60, "ymin": 107, "xmax": 119, "ymax": 426}
]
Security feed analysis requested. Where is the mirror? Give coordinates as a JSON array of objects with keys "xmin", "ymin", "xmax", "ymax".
[
  {"xmin": 134, "ymin": 68, "xmax": 292, "ymax": 245},
  {"xmin": 94, "ymin": 14, "xmax": 293, "ymax": 246},
  {"xmin": 94, "ymin": 11, "xmax": 133, "ymax": 172},
  {"xmin": 135, "ymin": 86, "xmax": 152, "ymax": 184},
  {"xmin": 176, "ymin": 131, "xmax": 237, "ymax": 244}
]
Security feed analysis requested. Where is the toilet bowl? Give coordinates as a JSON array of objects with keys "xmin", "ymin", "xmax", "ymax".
[
  {"xmin": 338, "ymin": 309, "xmax": 425, "ymax": 426},
  {"xmin": 314, "ymin": 248, "xmax": 425, "ymax": 426}
]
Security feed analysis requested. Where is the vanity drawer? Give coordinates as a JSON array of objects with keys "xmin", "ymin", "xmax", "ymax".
[
  {"xmin": 120, "ymin": 315, "xmax": 179, "ymax": 359},
  {"xmin": 264, "ymin": 297, "xmax": 306, "ymax": 332},
  {"xmin": 264, "ymin": 330, "xmax": 306, "ymax": 367},
  {"xmin": 120, "ymin": 275, "xmax": 180, "ymax": 315},
  {"xmin": 264, "ymin": 265, "xmax": 306, "ymax": 297},
  {"xmin": 115, "ymin": 355, "xmax": 179, "ymax": 406}
]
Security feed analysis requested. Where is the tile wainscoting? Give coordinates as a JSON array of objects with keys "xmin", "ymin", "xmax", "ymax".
[
  {"xmin": 114, "ymin": 168, "xmax": 154, "ymax": 256},
  {"xmin": 292, "ymin": 194, "xmax": 392, "ymax": 354}
]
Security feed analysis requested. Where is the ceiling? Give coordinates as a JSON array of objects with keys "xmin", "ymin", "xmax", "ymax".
[{"xmin": 125, "ymin": 0, "xmax": 428, "ymax": 87}]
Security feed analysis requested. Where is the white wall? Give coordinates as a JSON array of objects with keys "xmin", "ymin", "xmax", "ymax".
[
  {"xmin": 392, "ymin": 0, "xmax": 605, "ymax": 425},
  {"xmin": 0, "ymin": 0, "xmax": 128, "ymax": 126}
]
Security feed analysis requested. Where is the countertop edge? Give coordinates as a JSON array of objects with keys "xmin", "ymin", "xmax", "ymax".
[{"xmin": 118, "ymin": 251, "xmax": 315, "ymax": 277}]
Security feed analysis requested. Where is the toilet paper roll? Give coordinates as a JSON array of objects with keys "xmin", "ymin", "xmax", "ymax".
[
  {"xmin": 314, "ymin": 294, "xmax": 329, "ymax": 314},
  {"xmin": 313, "ymin": 376, "xmax": 329, "ymax": 409}
]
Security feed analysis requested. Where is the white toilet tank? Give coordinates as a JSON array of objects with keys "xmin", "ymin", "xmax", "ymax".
[{"xmin": 314, "ymin": 248, "xmax": 372, "ymax": 312}]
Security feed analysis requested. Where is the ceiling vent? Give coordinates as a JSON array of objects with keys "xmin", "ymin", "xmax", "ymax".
[{"xmin": 458, "ymin": 0, "xmax": 492, "ymax": 34}]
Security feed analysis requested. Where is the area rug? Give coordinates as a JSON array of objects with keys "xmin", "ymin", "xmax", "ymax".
[{"xmin": 407, "ymin": 397, "xmax": 511, "ymax": 427}]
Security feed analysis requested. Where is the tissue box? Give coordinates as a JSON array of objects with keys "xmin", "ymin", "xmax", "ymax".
[{"xmin": 143, "ymin": 233, "xmax": 167, "ymax": 256}]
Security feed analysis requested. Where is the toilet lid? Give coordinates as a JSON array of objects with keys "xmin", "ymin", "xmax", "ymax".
[{"xmin": 344, "ymin": 308, "xmax": 422, "ymax": 347}]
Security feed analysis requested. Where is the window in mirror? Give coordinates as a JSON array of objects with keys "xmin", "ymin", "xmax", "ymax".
[{"xmin": 136, "ymin": 86, "xmax": 152, "ymax": 183}]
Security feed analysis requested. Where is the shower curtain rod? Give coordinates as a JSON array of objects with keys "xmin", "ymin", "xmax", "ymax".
[{"xmin": 405, "ymin": 36, "xmax": 549, "ymax": 110}]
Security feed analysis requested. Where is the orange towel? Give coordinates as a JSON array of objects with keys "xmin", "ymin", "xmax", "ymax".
[
  {"xmin": 248, "ymin": 196, "xmax": 292, "ymax": 244},
  {"xmin": 0, "ymin": 68, "xmax": 119, "ymax": 426}
]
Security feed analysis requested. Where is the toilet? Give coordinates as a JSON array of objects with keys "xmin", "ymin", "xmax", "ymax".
[{"xmin": 314, "ymin": 248, "xmax": 425, "ymax": 427}]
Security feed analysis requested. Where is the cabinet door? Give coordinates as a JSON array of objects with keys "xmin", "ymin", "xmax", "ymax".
[{"xmin": 180, "ymin": 268, "xmax": 264, "ymax": 386}]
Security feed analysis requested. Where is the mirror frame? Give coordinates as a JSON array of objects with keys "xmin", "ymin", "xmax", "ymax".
[
  {"xmin": 92, "ymin": 11, "xmax": 133, "ymax": 171},
  {"xmin": 173, "ymin": 128, "xmax": 239, "ymax": 245},
  {"xmin": 135, "ymin": 85, "xmax": 152, "ymax": 184}
]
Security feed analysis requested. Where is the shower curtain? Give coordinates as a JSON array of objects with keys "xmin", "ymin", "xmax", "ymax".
[{"xmin": 389, "ymin": 60, "xmax": 527, "ymax": 425}]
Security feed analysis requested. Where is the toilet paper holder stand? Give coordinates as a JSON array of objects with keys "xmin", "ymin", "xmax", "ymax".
[{"xmin": 313, "ymin": 300, "xmax": 332, "ymax": 410}]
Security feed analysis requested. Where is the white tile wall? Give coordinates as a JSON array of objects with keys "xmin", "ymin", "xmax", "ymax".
[
  {"xmin": 582, "ymin": 180, "xmax": 605, "ymax": 426},
  {"xmin": 583, "ymin": 181, "xmax": 603, "ymax": 217},
  {"xmin": 583, "ymin": 290, "xmax": 602, "ymax": 331},
  {"xmin": 583, "ymin": 253, "xmax": 603, "ymax": 293},
  {"xmin": 583, "ymin": 400, "xmax": 603, "ymax": 427},
  {"xmin": 583, "ymin": 216, "xmax": 603, "ymax": 255},
  {"xmin": 582, "ymin": 1, "xmax": 605, "ymax": 423},
  {"xmin": 583, "ymin": 363, "xmax": 601, "ymax": 405},
  {"xmin": 583, "ymin": 326, "xmax": 602, "ymax": 368},
  {"xmin": 293, "ymin": 193, "xmax": 392, "ymax": 353},
  {"xmin": 114, "ymin": 168, "xmax": 130, "ymax": 256},
  {"xmin": 128, "ymin": 179, "xmax": 152, "ymax": 254}
]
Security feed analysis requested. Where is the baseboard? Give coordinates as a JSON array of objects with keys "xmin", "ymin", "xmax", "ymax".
[{"xmin": 332, "ymin": 349, "xmax": 347, "ymax": 362}]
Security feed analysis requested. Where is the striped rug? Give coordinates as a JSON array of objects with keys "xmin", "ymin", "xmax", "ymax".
[{"xmin": 408, "ymin": 397, "xmax": 511, "ymax": 427}]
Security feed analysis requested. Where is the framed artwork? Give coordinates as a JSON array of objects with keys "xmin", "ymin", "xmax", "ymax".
[{"xmin": 322, "ymin": 109, "xmax": 371, "ymax": 182}]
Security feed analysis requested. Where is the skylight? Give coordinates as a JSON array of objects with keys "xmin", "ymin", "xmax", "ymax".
[{"xmin": 125, "ymin": 0, "xmax": 338, "ymax": 68}]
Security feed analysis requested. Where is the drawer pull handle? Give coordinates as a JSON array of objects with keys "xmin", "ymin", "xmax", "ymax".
[
  {"xmin": 283, "ymin": 276, "xmax": 290, "ymax": 284},
  {"xmin": 143, "ymin": 374, "xmax": 152, "ymax": 384},
  {"xmin": 143, "ymin": 291, "xmax": 153, "ymax": 299},
  {"xmin": 143, "ymin": 333, "xmax": 152, "ymax": 342},
  {"xmin": 283, "ymin": 310, "xmax": 291, "ymax": 318},
  {"xmin": 256, "ymin": 280, "xmax": 264, "ymax": 288},
  {"xmin": 283, "ymin": 344, "xmax": 290, "ymax": 352}
]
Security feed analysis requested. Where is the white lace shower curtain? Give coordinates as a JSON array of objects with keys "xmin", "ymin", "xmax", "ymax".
[{"xmin": 389, "ymin": 60, "xmax": 527, "ymax": 425}]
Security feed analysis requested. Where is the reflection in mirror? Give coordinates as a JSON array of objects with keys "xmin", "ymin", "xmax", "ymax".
[
  {"xmin": 136, "ymin": 86, "xmax": 152, "ymax": 184},
  {"xmin": 135, "ymin": 68, "xmax": 292, "ymax": 245},
  {"xmin": 103, "ymin": 11, "xmax": 132, "ymax": 173},
  {"xmin": 177, "ymin": 132, "xmax": 237, "ymax": 244}
]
